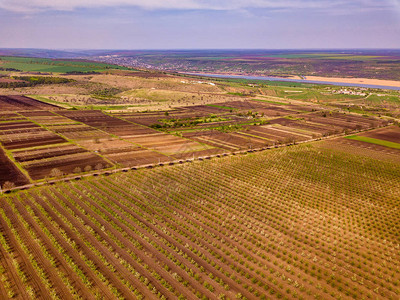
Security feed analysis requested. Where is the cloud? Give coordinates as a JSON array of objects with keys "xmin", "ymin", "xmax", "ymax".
[
  {"xmin": 0, "ymin": 0, "xmax": 395, "ymax": 13},
  {"xmin": 3, "ymin": 0, "xmax": 199, "ymax": 13}
]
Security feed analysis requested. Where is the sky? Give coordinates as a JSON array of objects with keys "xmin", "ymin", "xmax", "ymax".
[{"xmin": 0, "ymin": 0, "xmax": 400, "ymax": 49}]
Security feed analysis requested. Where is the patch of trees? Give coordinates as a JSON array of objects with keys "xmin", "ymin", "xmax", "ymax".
[
  {"xmin": 0, "ymin": 67, "xmax": 21, "ymax": 71},
  {"xmin": 15, "ymin": 76, "xmax": 75, "ymax": 84},
  {"xmin": 0, "ymin": 80, "xmax": 29, "ymax": 88},
  {"xmin": 150, "ymin": 115, "xmax": 227, "ymax": 129},
  {"xmin": 91, "ymin": 87, "xmax": 122, "ymax": 100},
  {"xmin": 0, "ymin": 76, "xmax": 75, "ymax": 88}
]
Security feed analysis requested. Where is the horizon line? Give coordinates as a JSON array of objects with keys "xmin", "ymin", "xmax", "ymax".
[{"xmin": 1, "ymin": 47, "xmax": 400, "ymax": 52}]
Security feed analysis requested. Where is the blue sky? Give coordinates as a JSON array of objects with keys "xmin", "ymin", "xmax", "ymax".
[{"xmin": 0, "ymin": 0, "xmax": 399, "ymax": 49}]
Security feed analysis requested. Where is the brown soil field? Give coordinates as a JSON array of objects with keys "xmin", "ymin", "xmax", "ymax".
[
  {"xmin": 0, "ymin": 112, "xmax": 25, "ymax": 122},
  {"xmin": 0, "ymin": 147, "xmax": 29, "ymax": 187},
  {"xmin": 0, "ymin": 121, "xmax": 40, "ymax": 131},
  {"xmin": 0, "ymin": 95, "xmax": 60, "ymax": 111},
  {"xmin": 183, "ymin": 132, "xmax": 236, "ymax": 150},
  {"xmin": 184, "ymin": 130, "xmax": 266, "ymax": 150},
  {"xmin": 103, "ymin": 147, "xmax": 172, "ymax": 166},
  {"xmin": 20, "ymin": 110, "xmax": 77, "ymax": 126},
  {"xmin": 270, "ymin": 118, "xmax": 329, "ymax": 134},
  {"xmin": 50, "ymin": 124, "xmax": 111, "ymax": 140},
  {"xmin": 241, "ymin": 125, "xmax": 311, "ymax": 143},
  {"xmin": 184, "ymin": 119, "xmax": 321, "ymax": 150},
  {"xmin": 171, "ymin": 147, "xmax": 226, "ymax": 160},
  {"xmin": 58, "ymin": 110, "xmax": 156, "ymax": 137},
  {"xmin": 22, "ymin": 152, "xmax": 108, "ymax": 180},
  {"xmin": 298, "ymin": 112, "xmax": 386, "ymax": 133},
  {"xmin": 19, "ymin": 111, "xmax": 55, "ymax": 117},
  {"xmin": 2, "ymin": 136, "xmax": 66, "ymax": 150},
  {"xmin": 0, "ymin": 127, "xmax": 45, "ymax": 137},
  {"xmin": 127, "ymin": 133, "xmax": 213, "ymax": 155},
  {"xmin": 356, "ymin": 125, "xmax": 400, "ymax": 143},
  {"xmin": 78, "ymin": 138, "xmax": 136, "ymax": 152},
  {"xmin": 13, "ymin": 144, "xmax": 86, "ymax": 162}
]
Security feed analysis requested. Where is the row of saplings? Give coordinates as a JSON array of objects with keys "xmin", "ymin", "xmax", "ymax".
[
  {"xmin": 47, "ymin": 163, "xmax": 108, "ymax": 180},
  {"xmin": 1, "ymin": 163, "xmax": 107, "ymax": 192}
]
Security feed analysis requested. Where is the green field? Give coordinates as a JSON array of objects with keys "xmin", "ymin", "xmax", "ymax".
[
  {"xmin": 187, "ymin": 75, "xmax": 313, "ymax": 88},
  {"xmin": 26, "ymin": 95, "xmax": 73, "ymax": 108},
  {"xmin": 365, "ymin": 94, "xmax": 400, "ymax": 105},
  {"xmin": 280, "ymin": 89, "xmax": 364, "ymax": 102},
  {"xmin": 346, "ymin": 135, "xmax": 400, "ymax": 149},
  {"xmin": 0, "ymin": 56, "xmax": 131, "ymax": 73},
  {"xmin": 251, "ymin": 98, "xmax": 289, "ymax": 105},
  {"xmin": 206, "ymin": 104, "xmax": 238, "ymax": 110}
]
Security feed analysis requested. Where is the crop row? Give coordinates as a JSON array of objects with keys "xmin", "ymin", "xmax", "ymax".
[{"xmin": 0, "ymin": 143, "xmax": 398, "ymax": 299}]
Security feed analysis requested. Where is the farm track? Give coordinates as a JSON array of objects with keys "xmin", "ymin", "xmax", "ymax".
[{"xmin": 0, "ymin": 96, "xmax": 60, "ymax": 112}]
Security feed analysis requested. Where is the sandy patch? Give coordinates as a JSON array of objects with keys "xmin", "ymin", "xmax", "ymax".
[{"xmin": 302, "ymin": 76, "xmax": 400, "ymax": 88}]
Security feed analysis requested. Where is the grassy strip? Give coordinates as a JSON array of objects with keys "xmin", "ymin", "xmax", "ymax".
[
  {"xmin": 82, "ymin": 105, "xmax": 143, "ymax": 111},
  {"xmin": 8, "ymin": 142, "xmax": 73, "ymax": 153},
  {"xmin": 226, "ymin": 92, "xmax": 248, "ymax": 96},
  {"xmin": 26, "ymin": 95, "xmax": 74, "ymax": 109},
  {"xmin": 206, "ymin": 104, "xmax": 238, "ymax": 111},
  {"xmin": 251, "ymin": 98, "xmax": 289, "ymax": 106},
  {"xmin": 345, "ymin": 135, "xmax": 400, "ymax": 149},
  {"xmin": 236, "ymin": 131, "xmax": 273, "ymax": 141}
]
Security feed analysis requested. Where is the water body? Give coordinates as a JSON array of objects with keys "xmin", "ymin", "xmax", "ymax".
[{"xmin": 183, "ymin": 73, "xmax": 400, "ymax": 91}]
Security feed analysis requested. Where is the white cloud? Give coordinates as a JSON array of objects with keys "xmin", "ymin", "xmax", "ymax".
[{"xmin": 0, "ymin": 0, "xmax": 394, "ymax": 13}]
